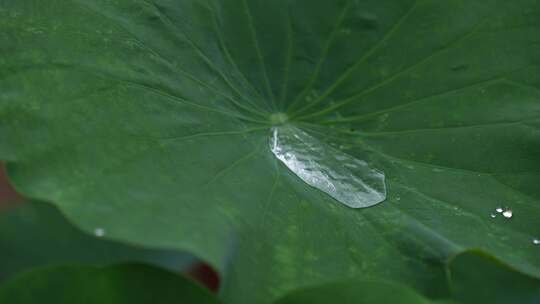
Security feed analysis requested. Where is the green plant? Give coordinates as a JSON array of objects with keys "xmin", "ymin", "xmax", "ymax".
[{"xmin": 1, "ymin": 0, "xmax": 540, "ymax": 303}]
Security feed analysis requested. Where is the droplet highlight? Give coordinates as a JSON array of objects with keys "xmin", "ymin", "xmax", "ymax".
[
  {"xmin": 502, "ymin": 209, "xmax": 513, "ymax": 219},
  {"xmin": 94, "ymin": 228, "xmax": 106, "ymax": 237},
  {"xmin": 533, "ymin": 239, "xmax": 540, "ymax": 245},
  {"xmin": 270, "ymin": 126, "xmax": 386, "ymax": 208},
  {"xmin": 490, "ymin": 213, "xmax": 497, "ymax": 218},
  {"xmin": 495, "ymin": 207, "xmax": 503, "ymax": 213}
]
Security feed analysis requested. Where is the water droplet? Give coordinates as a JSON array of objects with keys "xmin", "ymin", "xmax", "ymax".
[
  {"xmin": 271, "ymin": 126, "xmax": 386, "ymax": 208},
  {"xmin": 490, "ymin": 213, "xmax": 497, "ymax": 218},
  {"xmin": 496, "ymin": 207, "xmax": 503, "ymax": 213},
  {"xmin": 94, "ymin": 228, "xmax": 105, "ymax": 237},
  {"xmin": 502, "ymin": 209, "xmax": 513, "ymax": 219},
  {"xmin": 533, "ymin": 239, "xmax": 540, "ymax": 245}
]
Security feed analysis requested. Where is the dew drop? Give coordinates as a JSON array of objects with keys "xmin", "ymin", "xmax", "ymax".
[
  {"xmin": 270, "ymin": 126, "xmax": 386, "ymax": 208},
  {"xmin": 490, "ymin": 213, "xmax": 497, "ymax": 218},
  {"xmin": 502, "ymin": 209, "xmax": 513, "ymax": 219},
  {"xmin": 533, "ymin": 239, "xmax": 540, "ymax": 245},
  {"xmin": 94, "ymin": 228, "xmax": 106, "ymax": 237},
  {"xmin": 495, "ymin": 207, "xmax": 503, "ymax": 213}
]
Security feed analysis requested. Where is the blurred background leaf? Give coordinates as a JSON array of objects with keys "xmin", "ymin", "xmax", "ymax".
[
  {"xmin": 0, "ymin": 201, "xmax": 196, "ymax": 281},
  {"xmin": 0, "ymin": 264, "xmax": 220, "ymax": 304}
]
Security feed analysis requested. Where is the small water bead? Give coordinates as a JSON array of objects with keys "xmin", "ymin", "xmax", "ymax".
[
  {"xmin": 533, "ymin": 239, "xmax": 540, "ymax": 245},
  {"xmin": 491, "ymin": 207, "xmax": 514, "ymax": 219},
  {"xmin": 502, "ymin": 209, "xmax": 513, "ymax": 219},
  {"xmin": 94, "ymin": 228, "xmax": 106, "ymax": 237}
]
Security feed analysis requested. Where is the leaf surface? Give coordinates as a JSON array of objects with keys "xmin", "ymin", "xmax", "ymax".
[{"xmin": 1, "ymin": 0, "xmax": 540, "ymax": 303}]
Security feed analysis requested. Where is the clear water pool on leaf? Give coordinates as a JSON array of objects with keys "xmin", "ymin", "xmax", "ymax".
[{"xmin": 270, "ymin": 125, "xmax": 387, "ymax": 208}]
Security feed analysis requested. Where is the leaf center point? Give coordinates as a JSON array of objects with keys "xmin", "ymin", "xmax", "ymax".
[{"xmin": 269, "ymin": 112, "xmax": 289, "ymax": 125}]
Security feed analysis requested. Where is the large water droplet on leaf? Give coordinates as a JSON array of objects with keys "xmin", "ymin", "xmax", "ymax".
[{"xmin": 270, "ymin": 126, "xmax": 386, "ymax": 208}]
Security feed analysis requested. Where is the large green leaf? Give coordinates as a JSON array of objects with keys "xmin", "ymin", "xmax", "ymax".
[
  {"xmin": 0, "ymin": 264, "xmax": 220, "ymax": 304},
  {"xmin": 1, "ymin": 0, "xmax": 540, "ymax": 303}
]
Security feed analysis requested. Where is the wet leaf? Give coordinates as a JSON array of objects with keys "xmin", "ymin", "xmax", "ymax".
[{"xmin": 1, "ymin": 0, "xmax": 539, "ymax": 303}]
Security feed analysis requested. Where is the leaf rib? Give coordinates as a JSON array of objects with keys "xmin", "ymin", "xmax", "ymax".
[
  {"xmin": 260, "ymin": 165, "xmax": 281, "ymax": 227},
  {"xmin": 122, "ymin": 81, "xmax": 267, "ymax": 124},
  {"xmin": 298, "ymin": 21, "xmax": 489, "ymax": 121},
  {"xmin": 142, "ymin": 0, "xmax": 269, "ymax": 117},
  {"xmin": 316, "ymin": 64, "xmax": 538, "ymax": 125},
  {"xmin": 278, "ymin": 6, "xmax": 295, "ymax": 110},
  {"xmin": 317, "ymin": 79, "xmax": 503, "ymax": 125},
  {"xmin": 204, "ymin": 147, "xmax": 262, "ymax": 187},
  {"xmin": 348, "ymin": 120, "xmax": 537, "ymax": 137},
  {"xmin": 286, "ymin": 1, "xmax": 352, "ymax": 112},
  {"xmin": 241, "ymin": 0, "xmax": 277, "ymax": 109},
  {"xmin": 73, "ymin": 0, "xmax": 267, "ymax": 121},
  {"xmin": 204, "ymin": 2, "xmax": 269, "ymax": 111},
  {"xmin": 292, "ymin": 0, "xmax": 420, "ymax": 116}
]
